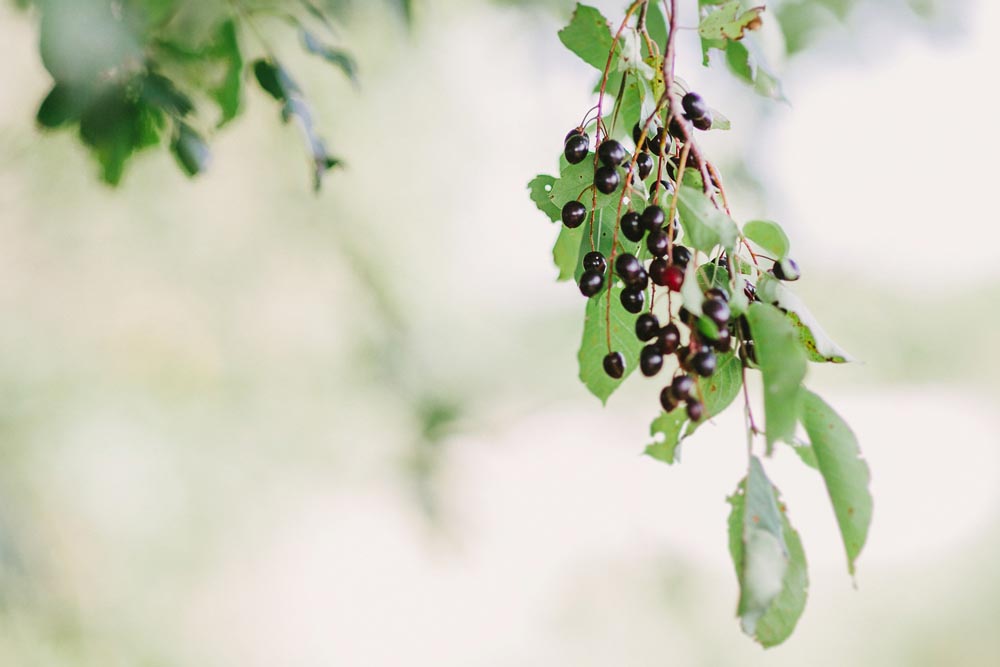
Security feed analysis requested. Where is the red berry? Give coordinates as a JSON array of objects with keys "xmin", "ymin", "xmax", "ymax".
[{"xmin": 665, "ymin": 265, "xmax": 685, "ymax": 292}]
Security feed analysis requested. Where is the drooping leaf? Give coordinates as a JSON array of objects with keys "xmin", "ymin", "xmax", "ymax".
[
  {"xmin": 36, "ymin": 82, "xmax": 90, "ymax": 129},
  {"xmin": 754, "ymin": 489, "xmax": 809, "ymax": 647},
  {"xmin": 757, "ymin": 275, "xmax": 854, "ymax": 363},
  {"xmin": 301, "ymin": 30, "xmax": 359, "ymax": 86},
  {"xmin": 675, "ymin": 185, "xmax": 740, "ymax": 254},
  {"xmin": 578, "ymin": 284, "xmax": 643, "ymax": 404},
  {"xmin": 209, "ymin": 19, "xmax": 243, "ymax": 126},
  {"xmin": 644, "ymin": 0, "xmax": 668, "ymax": 48},
  {"xmin": 746, "ymin": 302, "xmax": 807, "ymax": 450},
  {"xmin": 709, "ymin": 106, "xmax": 732, "ymax": 130},
  {"xmin": 253, "ymin": 59, "xmax": 299, "ymax": 102},
  {"xmin": 171, "ymin": 121, "xmax": 210, "ymax": 177},
  {"xmin": 78, "ymin": 81, "xmax": 163, "ymax": 185},
  {"xmin": 645, "ymin": 410, "xmax": 687, "ymax": 464},
  {"xmin": 699, "ymin": 1, "xmax": 766, "ymax": 42},
  {"xmin": 558, "ymin": 4, "xmax": 617, "ymax": 71},
  {"xmin": 724, "ymin": 39, "xmax": 786, "ymax": 101},
  {"xmin": 743, "ymin": 219, "xmax": 790, "ymax": 259},
  {"xmin": 728, "ymin": 457, "xmax": 789, "ymax": 637},
  {"xmin": 553, "ymin": 223, "xmax": 585, "ymax": 281},
  {"xmin": 140, "ymin": 71, "xmax": 194, "ymax": 117},
  {"xmin": 800, "ymin": 389, "xmax": 872, "ymax": 575}
]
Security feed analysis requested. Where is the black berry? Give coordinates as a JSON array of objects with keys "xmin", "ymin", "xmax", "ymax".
[
  {"xmin": 565, "ymin": 128, "xmax": 588, "ymax": 143},
  {"xmin": 630, "ymin": 267, "xmax": 649, "ymax": 290},
  {"xmin": 640, "ymin": 205, "xmax": 665, "ymax": 232},
  {"xmin": 678, "ymin": 307, "xmax": 696, "ymax": 326},
  {"xmin": 583, "ymin": 251, "xmax": 607, "ymax": 274},
  {"xmin": 652, "ymin": 128, "xmax": 671, "ymax": 155},
  {"xmin": 773, "ymin": 258, "xmax": 801, "ymax": 281},
  {"xmin": 564, "ymin": 134, "xmax": 589, "ymax": 164},
  {"xmin": 692, "ymin": 112, "xmax": 713, "ymax": 132},
  {"xmin": 668, "ymin": 115, "xmax": 690, "ymax": 140},
  {"xmin": 744, "ymin": 281, "xmax": 758, "ymax": 302},
  {"xmin": 660, "ymin": 386, "xmax": 679, "ymax": 413},
  {"xmin": 671, "ymin": 374, "xmax": 696, "ymax": 401},
  {"xmin": 714, "ymin": 327, "xmax": 732, "ymax": 352},
  {"xmin": 672, "ymin": 245, "xmax": 691, "ymax": 267},
  {"xmin": 658, "ymin": 323, "xmax": 680, "ymax": 355},
  {"xmin": 690, "ymin": 350, "xmax": 717, "ymax": 377},
  {"xmin": 640, "ymin": 344, "xmax": 664, "ymax": 377},
  {"xmin": 615, "ymin": 253, "xmax": 642, "ymax": 283},
  {"xmin": 620, "ymin": 287, "xmax": 645, "ymax": 313},
  {"xmin": 620, "ymin": 211, "xmax": 644, "ymax": 243},
  {"xmin": 597, "ymin": 139, "xmax": 627, "ymax": 167},
  {"xmin": 594, "ymin": 166, "xmax": 620, "ymax": 194},
  {"xmin": 561, "ymin": 201, "xmax": 587, "ymax": 228},
  {"xmin": 646, "ymin": 230, "xmax": 669, "ymax": 258},
  {"xmin": 703, "ymin": 298, "xmax": 731, "ymax": 327},
  {"xmin": 651, "ymin": 179, "xmax": 675, "ymax": 197},
  {"xmin": 706, "ymin": 287, "xmax": 729, "ymax": 302},
  {"xmin": 681, "ymin": 92, "xmax": 709, "ymax": 121},
  {"xmin": 686, "ymin": 400, "xmax": 705, "ymax": 421},
  {"xmin": 603, "ymin": 351, "xmax": 625, "ymax": 379},
  {"xmin": 636, "ymin": 152, "xmax": 654, "ymax": 180},
  {"xmin": 579, "ymin": 270, "xmax": 604, "ymax": 297},
  {"xmin": 635, "ymin": 313, "xmax": 660, "ymax": 342}
]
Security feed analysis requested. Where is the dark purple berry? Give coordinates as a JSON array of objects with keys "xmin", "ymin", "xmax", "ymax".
[
  {"xmin": 702, "ymin": 298, "xmax": 731, "ymax": 327},
  {"xmin": 603, "ymin": 351, "xmax": 625, "ymax": 378},
  {"xmin": 621, "ymin": 211, "xmax": 644, "ymax": 243},
  {"xmin": 668, "ymin": 114, "xmax": 690, "ymax": 140},
  {"xmin": 649, "ymin": 258, "xmax": 670, "ymax": 286},
  {"xmin": 671, "ymin": 375, "xmax": 696, "ymax": 402},
  {"xmin": 615, "ymin": 253, "xmax": 642, "ymax": 283},
  {"xmin": 686, "ymin": 400, "xmax": 705, "ymax": 421},
  {"xmin": 630, "ymin": 267, "xmax": 649, "ymax": 290},
  {"xmin": 640, "ymin": 344, "xmax": 664, "ymax": 377},
  {"xmin": 636, "ymin": 313, "xmax": 660, "ymax": 342},
  {"xmin": 652, "ymin": 128, "xmax": 671, "ymax": 155},
  {"xmin": 665, "ymin": 264, "xmax": 685, "ymax": 292},
  {"xmin": 647, "ymin": 230, "xmax": 669, "ymax": 258},
  {"xmin": 597, "ymin": 139, "xmax": 627, "ymax": 167},
  {"xmin": 678, "ymin": 307, "xmax": 695, "ymax": 326},
  {"xmin": 579, "ymin": 270, "xmax": 604, "ymax": 297},
  {"xmin": 564, "ymin": 134, "xmax": 589, "ymax": 164},
  {"xmin": 671, "ymin": 245, "xmax": 691, "ymax": 267},
  {"xmin": 561, "ymin": 201, "xmax": 587, "ymax": 228},
  {"xmin": 640, "ymin": 205, "xmax": 665, "ymax": 232},
  {"xmin": 565, "ymin": 128, "xmax": 588, "ymax": 143},
  {"xmin": 681, "ymin": 92, "xmax": 709, "ymax": 121},
  {"xmin": 744, "ymin": 281, "xmax": 758, "ymax": 302},
  {"xmin": 636, "ymin": 152, "xmax": 654, "ymax": 180},
  {"xmin": 658, "ymin": 323, "xmax": 680, "ymax": 355},
  {"xmin": 660, "ymin": 386, "xmax": 679, "ymax": 413},
  {"xmin": 773, "ymin": 258, "xmax": 801, "ymax": 281},
  {"xmin": 692, "ymin": 112, "xmax": 713, "ymax": 131},
  {"xmin": 583, "ymin": 251, "xmax": 607, "ymax": 274},
  {"xmin": 620, "ymin": 287, "xmax": 645, "ymax": 313},
  {"xmin": 691, "ymin": 351, "xmax": 717, "ymax": 377},
  {"xmin": 714, "ymin": 327, "xmax": 732, "ymax": 352},
  {"xmin": 594, "ymin": 166, "xmax": 620, "ymax": 194},
  {"xmin": 706, "ymin": 287, "xmax": 729, "ymax": 302}
]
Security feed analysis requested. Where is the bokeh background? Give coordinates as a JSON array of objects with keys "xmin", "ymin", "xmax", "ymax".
[{"xmin": 2, "ymin": 0, "xmax": 999, "ymax": 664}]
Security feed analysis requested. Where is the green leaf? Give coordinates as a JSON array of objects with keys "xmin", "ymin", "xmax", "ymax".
[
  {"xmin": 253, "ymin": 59, "xmax": 299, "ymax": 102},
  {"xmin": 728, "ymin": 457, "xmax": 788, "ymax": 638},
  {"xmin": 800, "ymin": 389, "xmax": 872, "ymax": 575},
  {"xmin": 675, "ymin": 185, "xmax": 740, "ymax": 254},
  {"xmin": 645, "ymin": 1, "xmax": 668, "ymax": 48},
  {"xmin": 789, "ymin": 440, "xmax": 819, "ymax": 470},
  {"xmin": 576, "ymin": 207, "xmax": 641, "ymax": 282},
  {"xmin": 755, "ymin": 489, "xmax": 809, "ymax": 648},
  {"xmin": 552, "ymin": 224, "xmax": 585, "ymax": 281},
  {"xmin": 578, "ymin": 284, "xmax": 643, "ymax": 404},
  {"xmin": 699, "ymin": 1, "xmax": 766, "ymax": 42},
  {"xmin": 301, "ymin": 30, "xmax": 359, "ymax": 86},
  {"xmin": 171, "ymin": 121, "xmax": 210, "ymax": 177},
  {"xmin": 78, "ymin": 82, "xmax": 163, "ymax": 186},
  {"xmin": 709, "ymin": 106, "xmax": 732, "ymax": 130},
  {"xmin": 743, "ymin": 220, "xmax": 790, "ymax": 259},
  {"xmin": 645, "ymin": 410, "xmax": 687, "ymax": 464},
  {"xmin": 209, "ymin": 19, "xmax": 243, "ymax": 126},
  {"xmin": 558, "ymin": 4, "xmax": 616, "ymax": 71},
  {"xmin": 757, "ymin": 275, "xmax": 854, "ymax": 363},
  {"xmin": 140, "ymin": 71, "xmax": 194, "ymax": 117},
  {"xmin": 746, "ymin": 302, "xmax": 807, "ymax": 450},
  {"xmin": 724, "ymin": 39, "xmax": 786, "ymax": 101},
  {"xmin": 528, "ymin": 174, "xmax": 561, "ymax": 222},
  {"xmin": 549, "ymin": 157, "xmax": 621, "ymax": 213},
  {"xmin": 36, "ymin": 82, "xmax": 90, "ymax": 129}
]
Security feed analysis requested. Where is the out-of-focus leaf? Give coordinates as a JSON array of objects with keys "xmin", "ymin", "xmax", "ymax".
[
  {"xmin": 171, "ymin": 121, "xmax": 211, "ymax": 177},
  {"xmin": 301, "ymin": 29, "xmax": 359, "ymax": 86},
  {"xmin": 558, "ymin": 4, "xmax": 616, "ymax": 71},
  {"xmin": 36, "ymin": 82, "xmax": 90, "ymax": 128}
]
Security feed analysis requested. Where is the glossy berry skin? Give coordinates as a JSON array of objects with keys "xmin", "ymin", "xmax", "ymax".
[
  {"xmin": 636, "ymin": 152, "xmax": 654, "ymax": 180},
  {"xmin": 579, "ymin": 270, "xmax": 604, "ymax": 297},
  {"xmin": 621, "ymin": 212, "xmax": 644, "ymax": 243},
  {"xmin": 690, "ymin": 350, "xmax": 717, "ymax": 377},
  {"xmin": 652, "ymin": 128, "xmax": 671, "ymax": 155},
  {"xmin": 671, "ymin": 374, "xmax": 696, "ymax": 402},
  {"xmin": 597, "ymin": 139, "xmax": 627, "ymax": 167},
  {"xmin": 594, "ymin": 166, "xmax": 620, "ymax": 194},
  {"xmin": 640, "ymin": 205, "xmax": 665, "ymax": 232},
  {"xmin": 703, "ymin": 297, "xmax": 731, "ymax": 327},
  {"xmin": 773, "ymin": 258, "xmax": 801, "ymax": 281},
  {"xmin": 646, "ymin": 230, "xmax": 669, "ymax": 258},
  {"xmin": 686, "ymin": 400, "xmax": 705, "ymax": 421},
  {"xmin": 660, "ymin": 386, "xmax": 679, "ymax": 413},
  {"xmin": 676, "ymin": 345, "xmax": 692, "ymax": 371},
  {"xmin": 635, "ymin": 313, "xmax": 660, "ymax": 342},
  {"xmin": 665, "ymin": 264, "xmax": 685, "ymax": 292},
  {"xmin": 561, "ymin": 201, "xmax": 587, "ymax": 229},
  {"xmin": 678, "ymin": 307, "xmax": 695, "ymax": 326},
  {"xmin": 564, "ymin": 134, "xmax": 589, "ymax": 164},
  {"xmin": 706, "ymin": 287, "xmax": 729, "ymax": 302},
  {"xmin": 565, "ymin": 128, "xmax": 588, "ymax": 143},
  {"xmin": 658, "ymin": 323, "xmax": 680, "ymax": 355},
  {"xmin": 630, "ymin": 267, "xmax": 649, "ymax": 290},
  {"xmin": 652, "ymin": 179, "xmax": 675, "ymax": 197},
  {"xmin": 583, "ymin": 251, "xmax": 607, "ymax": 274},
  {"xmin": 682, "ymin": 92, "xmax": 709, "ymax": 120},
  {"xmin": 671, "ymin": 245, "xmax": 691, "ymax": 267},
  {"xmin": 640, "ymin": 344, "xmax": 664, "ymax": 377},
  {"xmin": 714, "ymin": 327, "xmax": 732, "ymax": 352},
  {"xmin": 615, "ymin": 254, "xmax": 643, "ymax": 283},
  {"xmin": 668, "ymin": 115, "xmax": 690, "ymax": 140},
  {"xmin": 603, "ymin": 351, "xmax": 625, "ymax": 379},
  {"xmin": 692, "ymin": 112, "xmax": 713, "ymax": 132},
  {"xmin": 620, "ymin": 287, "xmax": 645, "ymax": 314},
  {"xmin": 649, "ymin": 258, "xmax": 669, "ymax": 286},
  {"xmin": 744, "ymin": 281, "xmax": 758, "ymax": 302}
]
